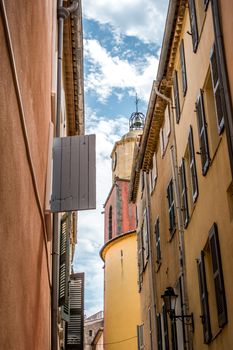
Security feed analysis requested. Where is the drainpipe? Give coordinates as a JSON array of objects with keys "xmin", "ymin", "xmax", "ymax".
[
  {"xmin": 154, "ymin": 87, "xmax": 192, "ymax": 350},
  {"xmin": 51, "ymin": 1, "xmax": 79, "ymax": 350}
]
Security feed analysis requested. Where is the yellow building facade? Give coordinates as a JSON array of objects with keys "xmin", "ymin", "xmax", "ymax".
[
  {"xmin": 101, "ymin": 121, "xmax": 143, "ymax": 349},
  {"xmin": 129, "ymin": 0, "xmax": 233, "ymax": 349}
]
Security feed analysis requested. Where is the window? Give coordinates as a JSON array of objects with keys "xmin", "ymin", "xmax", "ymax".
[
  {"xmin": 188, "ymin": 0, "xmax": 199, "ymax": 52},
  {"xmin": 210, "ymin": 44, "xmax": 225, "ymax": 134},
  {"xmin": 179, "ymin": 39, "xmax": 187, "ymax": 96},
  {"xmin": 155, "ymin": 218, "xmax": 161, "ymax": 264},
  {"xmin": 173, "ymin": 71, "xmax": 181, "ymax": 123},
  {"xmin": 108, "ymin": 206, "xmax": 113, "ymax": 240},
  {"xmin": 179, "ymin": 158, "xmax": 189, "ymax": 228},
  {"xmin": 156, "ymin": 313, "xmax": 162, "ymax": 350},
  {"xmin": 196, "ymin": 90, "xmax": 210, "ymax": 175},
  {"xmin": 188, "ymin": 126, "xmax": 198, "ymax": 202},
  {"xmin": 137, "ymin": 324, "xmax": 144, "ymax": 350},
  {"xmin": 197, "ymin": 223, "xmax": 227, "ymax": 344},
  {"xmin": 135, "ymin": 205, "xmax": 138, "ymax": 228},
  {"xmin": 167, "ymin": 179, "xmax": 176, "ymax": 236},
  {"xmin": 150, "ymin": 153, "xmax": 157, "ymax": 192},
  {"xmin": 89, "ymin": 330, "xmax": 93, "ymax": 337}
]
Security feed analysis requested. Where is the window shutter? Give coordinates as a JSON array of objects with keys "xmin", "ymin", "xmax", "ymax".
[
  {"xmin": 209, "ymin": 223, "xmax": 227, "ymax": 328},
  {"xmin": 137, "ymin": 324, "xmax": 144, "ymax": 350},
  {"xmin": 180, "ymin": 39, "xmax": 187, "ymax": 96},
  {"xmin": 138, "ymin": 229, "xmax": 144, "ymax": 279},
  {"xmin": 162, "ymin": 304, "xmax": 169, "ymax": 350},
  {"xmin": 188, "ymin": 126, "xmax": 198, "ymax": 202},
  {"xmin": 188, "ymin": 0, "xmax": 199, "ymax": 52},
  {"xmin": 156, "ymin": 313, "xmax": 162, "ymax": 350},
  {"xmin": 180, "ymin": 158, "xmax": 189, "ymax": 228},
  {"xmin": 197, "ymin": 251, "xmax": 212, "ymax": 343},
  {"xmin": 155, "ymin": 218, "xmax": 161, "ymax": 264},
  {"xmin": 59, "ymin": 214, "xmax": 71, "ymax": 322},
  {"xmin": 135, "ymin": 205, "xmax": 138, "ymax": 228},
  {"xmin": 196, "ymin": 91, "xmax": 210, "ymax": 175},
  {"xmin": 143, "ymin": 209, "xmax": 149, "ymax": 263},
  {"xmin": 66, "ymin": 273, "xmax": 85, "ymax": 348},
  {"xmin": 210, "ymin": 44, "xmax": 225, "ymax": 134},
  {"xmin": 167, "ymin": 179, "xmax": 176, "ymax": 235},
  {"xmin": 173, "ymin": 71, "xmax": 181, "ymax": 123}
]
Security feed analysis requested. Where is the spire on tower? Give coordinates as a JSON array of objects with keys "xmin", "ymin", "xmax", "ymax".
[{"xmin": 129, "ymin": 93, "xmax": 145, "ymax": 131}]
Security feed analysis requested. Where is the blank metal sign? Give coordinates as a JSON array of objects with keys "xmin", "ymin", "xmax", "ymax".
[{"xmin": 51, "ymin": 134, "xmax": 96, "ymax": 212}]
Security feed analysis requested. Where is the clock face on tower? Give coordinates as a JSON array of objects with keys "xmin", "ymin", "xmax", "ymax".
[{"xmin": 112, "ymin": 151, "xmax": 117, "ymax": 171}]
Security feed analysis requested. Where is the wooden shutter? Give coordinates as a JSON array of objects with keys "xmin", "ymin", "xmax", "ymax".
[
  {"xmin": 162, "ymin": 304, "xmax": 169, "ymax": 350},
  {"xmin": 210, "ymin": 44, "xmax": 225, "ymax": 134},
  {"xmin": 188, "ymin": 126, "xmax": 198, "ymax": 202},
  {"xmin": 180, "ymin": 39, "xmax": 187, "ymax": 96},
  {"xmin": 180, "ymin": 158, "xmax": 189, "ymax": 228},
  {"xmin": 156, "ymin": 313, "xmax": 162, "ymax": 350},
  {"xmin": 59, "ymin": 215, "xmax": 71, "ymax": 322},
  {"xmin": 196, "ymin": 91, "xmax": 210, "ymax": 175},
  {"xmin": 142, "ymin": 210, "xmax": 149, "ymax": 264},
  {"xmin": 167, "ymin": 179, "xmax": 176, "ymax": 235},
  {"xmin": 173, "ymin": 71, "xmax": 181, "ymax": 123},
  {"xmin": 138, "ymin": 230, "xmax": 144, "ymax": 278},
  {"xmin": 66, "ymin": 273, "xmax": 85, "ymax": 349},
  {"xmin": 137, "ymin": 324, "xmax": 144, "ymax": 350},
  {"xmin": 209, "ymin": 223, "xmax": 227, "ymax": 328},
  {"xmin": 188, "ymin": 0, "xmax": 198, "ymax": 52},
  {"xmin": 155, "ymin": 218, "xmax": 161, "ymax": 264},
  {"xmin": 197, "ymin": 251, "xmax": 212, "ymax": 344}
]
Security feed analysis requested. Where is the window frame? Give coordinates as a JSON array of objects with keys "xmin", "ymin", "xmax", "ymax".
[
  {"xmin": 188, "ymin": 126, "xmax": 199, "ymax": 203},
  {"xmin": 179, "ymin": 39, "xmax": 187, "ymax": 96},
  {"xmin": 167, "ymin": 179, "xmax": 176, "ymax": 236}
]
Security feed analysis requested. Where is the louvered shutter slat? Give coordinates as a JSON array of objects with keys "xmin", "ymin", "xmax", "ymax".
[
  {"xmin": 209, "ymin": 223, "xmax": 227, "ymax": 328},
  {"xmin": 197, "ymin": 251, "xmax": 212, "ymax": 343}
]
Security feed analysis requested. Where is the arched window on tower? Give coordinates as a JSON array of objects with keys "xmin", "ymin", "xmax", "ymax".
[{"xmin": 108, "ymin": 206, "xmax": 113, "ymax": 240}]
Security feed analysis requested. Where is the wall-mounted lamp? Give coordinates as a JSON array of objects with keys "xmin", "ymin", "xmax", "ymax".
[{"xmin": 161, "ymin": 287, "xmax": 194, "ymax": 332}]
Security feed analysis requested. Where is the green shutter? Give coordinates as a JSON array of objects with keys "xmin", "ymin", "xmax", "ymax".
[
  {"xmin": 59, "ymin": 214, "xmax": 71, "ymax": 322},
  {"xmin": 188, "ymin": 126, "xmax": 198, "ymax": 202},
  {"xmin": 180, "ymin": 158, "xmax": 189, "ymax": 227}
]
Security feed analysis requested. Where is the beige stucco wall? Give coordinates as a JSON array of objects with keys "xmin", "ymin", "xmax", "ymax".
[
  {"xmin": 103, "ymin": 233, "xmax": 141, "ymax": 350},
  {"xmin": 172, "ymin": 3, "xmax": 233, "ymax": 349}
]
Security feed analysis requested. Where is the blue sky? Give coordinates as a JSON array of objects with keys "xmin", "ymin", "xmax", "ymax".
[{"xmin": 74, "ymin": 0, "xmax": 169, "ymax": 317}]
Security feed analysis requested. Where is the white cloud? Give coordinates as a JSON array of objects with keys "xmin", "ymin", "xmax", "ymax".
[
  {"xmin": 84, "ymin": 39, "xmax": 159, "ymax": 103},
  {"xmin": 83, "ymin": 0, "xmax": 168, "ymax": 44},
  {"xmin": 74, "ymin": 108, "xmax": 129, "ymax": 316}
]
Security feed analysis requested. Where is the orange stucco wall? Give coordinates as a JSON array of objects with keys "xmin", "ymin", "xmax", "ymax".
[{"xmin": 0, "ymin": 1, "xmax": 53, "ymax": 349}]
